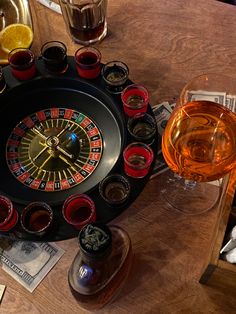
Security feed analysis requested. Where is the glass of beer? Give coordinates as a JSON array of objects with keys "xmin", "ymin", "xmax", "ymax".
[
  {"xmin": 59, "ymin": 0, "xmax": 108, "ymax": 45},
  {"xmin": 161, "ymin": 73, "xmax": 236, "ymax": 214}
]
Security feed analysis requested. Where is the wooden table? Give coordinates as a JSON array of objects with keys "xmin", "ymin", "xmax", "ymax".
[{"xmin": 1, "ymin": 0, "xmax": 236, "ymax": 312}]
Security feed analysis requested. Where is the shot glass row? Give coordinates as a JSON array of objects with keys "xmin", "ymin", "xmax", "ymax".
[{"xmin": 0, "ymin": 41, "xmax": 152, "ymax": 117}]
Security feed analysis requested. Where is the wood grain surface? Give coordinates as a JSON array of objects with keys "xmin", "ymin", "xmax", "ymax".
[{"xmin": 1, "ymin": 0, "xmax": 236, "ymax": 313}]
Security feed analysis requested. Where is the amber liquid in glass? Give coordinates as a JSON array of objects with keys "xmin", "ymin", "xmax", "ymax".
[
  {"xmin": 104, "ymin": 182, "xmax": 128, "ymax": 203},
  {"xmin": 132, "ymin": 121, "xmax": 154, "ymax": 138},
  {"xmin": 26, "ymin": 208, "xmax": 51, "ymax": 232},
  {"xmin": 162, "ymin": 100, "xmax": 236, "ymax": 182}
]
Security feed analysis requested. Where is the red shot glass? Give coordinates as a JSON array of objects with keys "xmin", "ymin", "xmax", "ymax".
[
  {"xmin": 75, "ymin": 47, "xmax": 101, "ymax": 79},
  {"xmin": 62, "ymin": 194, "xmax": 96, "ymax": 230},
  {"xmin": 121, "ymin": 84, "xmax": 149, "ymax": 117},
  {"xmin": 8, "ymin": 48, "xmax": 36, "ymax": 80},
  {"xmin": 123, "ymin": 142, "xmax": 154, "ymax": 178},
  {"xmin": 0, "ymin": 195, "xmax": 18, "ymax": 232}
]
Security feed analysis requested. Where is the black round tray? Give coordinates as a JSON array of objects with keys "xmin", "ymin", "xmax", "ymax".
[{"xmin": 0, "ymin": 56, "xmax": 158, "ymax": 241}]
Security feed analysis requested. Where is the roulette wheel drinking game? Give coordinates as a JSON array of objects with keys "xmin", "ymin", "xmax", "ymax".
[{"xmin": 0, "ymin": 53, "xmax": 158, "ymax": 241}]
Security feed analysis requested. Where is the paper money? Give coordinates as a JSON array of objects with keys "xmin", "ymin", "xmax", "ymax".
[
  {"xmin": 187, "ymin": 90, "xmax": 226, "ymax": 105},
  {"xmin": 150, "ymin": 102, "xmax": 173, "ymax": 178},
  {"xmin": 0, "ymin": 284, "xmax": 6, "ymax": 303},
  {"xmin": 0, "ymin": 238, "xmax": 65, "ymax": 292},
  {"xmin": 187, "ymin": 90, "xmax": 236, "ymax": 113},
  {"xmin": 153, "ymin": 102, "xmax": 172, "ymax": 136},
  {"xmin": 150, "ymin": 150, "xmax": 169, "ymax": 179}
]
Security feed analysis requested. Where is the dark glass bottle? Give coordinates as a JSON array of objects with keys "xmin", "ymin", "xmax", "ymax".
[{"xmin": 68, "ymin": 223, "xmax": 133, "ymax": 311}]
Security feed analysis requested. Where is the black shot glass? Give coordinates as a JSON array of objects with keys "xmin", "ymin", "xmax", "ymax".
[
  {"xmin": 99, "ymin": 174, "xmax": 131, "ymax": 206},
  {"xmin": 41, "ymin": 41, "xmax": 68, "ymax": 74},
  {"xmin": 101, "ymin": 61, "xmax": 129, "ymax": 94},
  {"xmin": 20, "ymin": 202, "xmax": 54, "ymax": 237},
  {"xmin": 127, "ymin": 112, "xmax": 157, "ymax": 144}
]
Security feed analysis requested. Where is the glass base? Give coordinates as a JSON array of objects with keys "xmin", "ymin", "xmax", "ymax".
[
  {"xmin": 70, "ymin": 22, "xmax": 107, "ymax": 46},
  {"xmin": 160, "ymin": 172, "xmax": 222, "ymax": 215}
]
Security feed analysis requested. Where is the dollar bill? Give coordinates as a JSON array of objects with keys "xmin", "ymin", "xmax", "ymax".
[
  {"xmin": 187, "ymin": 90, "xmax": 226, "ymax": 105},
  {"xmin": 0, "ymin": 284, "xmax": 6, "ymax": 303},
  {"xmin": 150, "ymin": 101, "xmax": 173, "ymax": 179},
  {"xmin": 187, "ymin": 90, "xmax": 236, "ymax": 113},
  {"xmin": 153, "ymin": 102, "xmax": 172, "ymax": 136},
  {"xmin": 0, "ymin": 238, "xmax": 65, "ymax": 292},
  {"xmin": 150, "ymin": 150, "xmax": 169, "ymax": 179}
]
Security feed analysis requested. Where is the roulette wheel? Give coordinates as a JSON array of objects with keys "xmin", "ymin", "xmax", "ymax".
[{"xmin": 0, "ymin": 56, "xmax": 158, "ymax": 241}]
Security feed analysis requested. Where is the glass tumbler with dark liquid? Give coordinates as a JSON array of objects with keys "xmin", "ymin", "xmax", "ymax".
[
  {"xmin": 59, "ymin": 0, "xmax": 108, "ymax": 45},
  {"xmin": 68, "ymin": 223, "xmax": 133, "ymax": 311}
]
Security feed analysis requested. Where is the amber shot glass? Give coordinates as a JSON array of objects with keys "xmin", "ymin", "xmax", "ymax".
[
  {"xmin": 0, "ymin": 195, "xmax": 18, "ymax": 232},
  {"xmin": 101, "ymin": 61, "xmax": 129, "ymax": 93},
  {"xmin": 75, "ymin": 47, "xmax": 101, "ymax": 79},
  {"xmin": 41, "ymin": 41, "xmax": 68, "ymax": 74},
  {"xmin": 99, "ymin": 174, "xmax": 131, "ymax": 205},
  {"xmin": 20, "ymin": 202, "xmax": 54, "ymax": 237},
  {"xmin": 8, "ymin": 48, "xmax": 36, "ymax": 80},
  {"xmin": 121, "ymin": 84, "xmax": 149, "ymax": 116},
  {"xmin": 62, "ymin": 194, "xmax": 96, "ymax": 230},
  {"xmin": 127, "ymin": 113, "xmax": 157, "ymax": 144},
  {"xmin": 123, "ymin": 142, "xmax": 154, "ymax": 178},
  {"xmin": 0, "ymin": 66, "xmax": 6, "ymax": 93}
]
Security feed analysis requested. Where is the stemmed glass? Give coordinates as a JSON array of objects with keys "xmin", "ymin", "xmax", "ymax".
[{"xmin": 161, "ymin": 73, "xmax": 236, "ymax": 215}]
